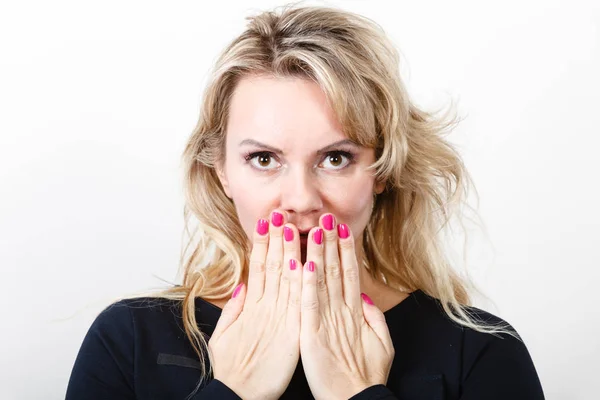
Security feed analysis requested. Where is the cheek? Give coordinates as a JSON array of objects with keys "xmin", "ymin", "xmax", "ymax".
[
  {"xmin": 329, "ymin": 178, "xmax": 374, "ymax": 225},
  {"xmin": 336, "ymin": 187, "xmax": 372, "ymax": 215},
  {"xmin": 227, "ymin": 174, "xmax": 278, "ymax": 238}
]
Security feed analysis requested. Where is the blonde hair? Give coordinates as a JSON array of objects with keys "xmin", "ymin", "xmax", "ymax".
[{"xmin": 127, "ymin": 3, "xmax": 513, "ymax": 396}]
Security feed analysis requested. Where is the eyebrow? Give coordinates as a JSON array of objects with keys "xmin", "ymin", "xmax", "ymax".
[{"xmin": 238, "ymin": 138, "xmax": 359, "ymax": 156}]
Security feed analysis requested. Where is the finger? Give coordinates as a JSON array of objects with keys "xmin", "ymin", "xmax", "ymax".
[
  {"xmin": 338, "ymin": 223, "xmax": 361, "ymax": 312},
  {"xmin": 283, "ymin": 223, "xmax": 301, "ymax": 274},
  {"xmin": 286, "ymin": 257, "xmax": 303, "ymax": 330},
  {"xmin": 301, "ymin": 259, "xmax": 319, "ymax": 332},
  {"xmin": 246, "ymin": 219, "xmax": 269, "ymax": 304},
  {"xmin": 321, "ymin": 213, "xmax": 344, "ymax": 310},
  {"xmin": 264, "ymin": 210, "xmax": 285, "ymax": 301},
  {"xmin": 305, "ymin": 226, "xmax": 328, "ymax": 312},
  {"xmin": 212, "ymin": 283, "xmax": 246, "ymax": 339},
  {"xmin": 282, "ymin": 223, "xmax": 301, "ymax": 315},
  {"xmin": 361, "ymin": 292, "xmax": 395, "ymax": 355}
]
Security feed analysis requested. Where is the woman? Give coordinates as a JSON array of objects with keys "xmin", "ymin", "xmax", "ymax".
[{"xmin": 66, "ymin": 5, "xmax": 544, "ymax": 400}]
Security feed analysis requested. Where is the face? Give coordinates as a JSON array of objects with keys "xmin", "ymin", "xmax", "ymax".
[{"xmin": 216, "ymin": 75, "xmax": 384, "ymax": 263}]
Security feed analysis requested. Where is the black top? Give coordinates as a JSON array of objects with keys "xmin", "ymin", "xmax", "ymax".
[{"xmin": 66, "ymin": 290, "xmax": 544, "ymax": 399}]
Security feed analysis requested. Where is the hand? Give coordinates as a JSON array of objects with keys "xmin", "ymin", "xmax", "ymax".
[
  {"xmin": 208, "ymin": 210, "xmax": 303, "ymax": 400},
  {"xmin": 300, "ymin": 213, "xmax": 395, "ymax": 400}
]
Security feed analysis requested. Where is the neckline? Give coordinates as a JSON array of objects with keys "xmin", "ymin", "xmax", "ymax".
[
  {"xmin": 195, "ymin": 289, "xmax": 423, "ymax": 316},
  {"xmin": 383, "ymin": 289, "xmax": 422, "ymax": 315}
]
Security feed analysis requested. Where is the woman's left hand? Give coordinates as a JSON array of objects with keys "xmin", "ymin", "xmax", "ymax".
[{"xmin": 300, "ymin": 213, "xmax": 395, "ymax": 400}]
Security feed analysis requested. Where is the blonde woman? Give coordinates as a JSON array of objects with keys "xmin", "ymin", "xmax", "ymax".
[{"xmin": 66, "ymin": 5, "xmax": 544, "ymax": 400}]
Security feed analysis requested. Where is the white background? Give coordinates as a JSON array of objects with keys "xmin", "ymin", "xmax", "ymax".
[{"xmin": 1, "ymin": 0, "xmax": 598, "ymax": 399}]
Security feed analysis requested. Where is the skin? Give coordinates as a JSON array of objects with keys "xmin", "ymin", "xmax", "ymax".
[
  {"xmin": 210, "ymin": 75, "xmax": 408, "ymax": 398},
  {"xmin": 218, "ymin": 75, "xmax": 380, "ymax": 263},
  {"xmin": 215, "ymin": 75, "xmax": 404, "ymax": 307}
]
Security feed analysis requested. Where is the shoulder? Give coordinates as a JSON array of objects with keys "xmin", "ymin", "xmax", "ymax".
[
  {"xmin": 96, "ymin": 296, "xmax": 181, "ymax": 319},
  {"xmin": 80, "ymin": 297, "xmax": 187, "ymax": 365},
  {"xmin": 398, "ymin": 290, "xmax": 533, "ymax": 369},
  {"xmin": 67, "ymin": 297, "xmax": 186, "ymax": 398},
  {"xmin": 90, "ymin": 297, "xmax": 184, "ymax": 336},
  {"xmin": 401, "ymin": 291, "xmax": 544, "ymax": 397},
  {"xmin": 418, "ymin": 292, "xmax": 543, "ymax": 393},
  {"xmin": 407, "ymin": 289, "xmax": 518, "ymax": 337}
]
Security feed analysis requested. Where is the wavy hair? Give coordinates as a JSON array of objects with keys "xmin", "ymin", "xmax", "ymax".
[{"xmin": 130, "ymin": 3, "xmax": 513, "ymax": 397}]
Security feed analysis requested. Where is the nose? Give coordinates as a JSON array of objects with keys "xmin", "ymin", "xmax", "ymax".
[{"xmin": 280, "ymin": 166, "xmax": 323, "ymax": 216}]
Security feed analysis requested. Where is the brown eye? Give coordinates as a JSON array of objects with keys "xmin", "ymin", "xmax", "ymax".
[
  {"xmin": 257, "ymin": 154, "xmax": 271, "ymax": 167},
  {"xmin": 319, "ymin": 151, "xmax": 353, "ymax": 170},
  {"xmin": 328, "ymin": 154, "xmax": 343, "ymax": 166},
  {"xmin": 246, "ymin": 152, "xmax": 280, "ymax": 170}
]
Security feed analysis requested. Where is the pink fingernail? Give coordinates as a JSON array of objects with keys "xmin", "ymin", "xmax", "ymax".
[
  {"xmin": 284, "ymin": 226, "xmax": 294, "ymax": 242},
  {"xmin": 323, "ymin": 214, "xmax": 335, "ymax": 231},
  {"xmin": 361, "ymin": 293, "xmax": 373, "ymax": 305},
  {"xmin": 271, "ymin": 212, "xmax": 283, "ymax": 227},
  {"xmin": 313, "ymin": 228, "xmax": 323, "ymax": 245},
  {"xmin": 337, "ymin": 223, "xmax": 349, "ymax": 239},
  {"xmin": 232, "ymin": 283, "xmax": 243, "ymax": 298},
  {"xmin": 256, "ymin": 219, "xmax": 269, "ymax": 235},
  {"xmin": 289, "ymin": 259, "xmax": 297, "ymax": 270},
  {"xmin": 307, "ymin": 261, "xmax": 315, "ymax": 272}
]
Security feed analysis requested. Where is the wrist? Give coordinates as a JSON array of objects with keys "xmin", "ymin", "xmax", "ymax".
[
  {"xmin": 213, "ymin": 376, "xmax": 279, "ymax": 400},
  {"xmin": 346, "ymin": 383, "xmax": 371, "ymax": 399}
]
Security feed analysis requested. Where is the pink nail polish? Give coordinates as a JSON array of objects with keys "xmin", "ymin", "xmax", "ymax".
[
  {"xmin": 337, "ymin": 223, "xmax": 349, "ymax": 239},
  {"xmin": 232, "ymin": 283, "xmax": 243, "ymax": 298},
  {"xmin": 256, "ymin": 219, "xmax": 269, "ymax": 235},
  {"xmin": 307, "ymin": 261, "xmax": 315, "ymax": 272},
  {"xmin": 323, "ymin": 214, "xmax": 335, "ymax": 231},
  {"xmin": 271, "ymin": 212, "xmax": 283, "ymax": 227},
  {"xmin": 313, "ymin": 228, "xmax": 323, "ymax": 245},
  {"xmin": 289, "ymin": 259, "xmax": 297, "ymax": 270},
  {"xmin": 284, "ymin": 226, "xmax": 294, "ymax": 242},
  {"xmin": 361, "ymin": 293, "xmax": 373, "ymax": 305}
]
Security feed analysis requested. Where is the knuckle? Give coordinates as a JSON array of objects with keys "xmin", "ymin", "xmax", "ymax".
[
  {"xmin": 339, "ymin": 239, "xmax": 354, "ymax": 250},
  {"xmin": 253, "ymin": 234, "xmax": 269, "ymax": 244},
  {"xmin": 302, "ymin": 299, "xmax": 319, "ymax": 311},
  {"xmin": 249, "ymin": 259, "xmax": 266, "ymax": 273},
  {"xmin": 265, "ymin": 258, "xmax": 282, "ymax": 273},
  {"xmin": 316, "ymin": 275, "xmax": 327, "ymax": 291},
  {"xmin": 325, "ymin": 263, "xmax": 342, "ymax": 279},
  {"xmin": 324, "ymin": 230, "xmax": 337, "ymax": 241},
  {"xmin": 313, "ymin": 243, "xmax": 324, "ymax": 254},
  {"xmin": 343, "ymin": 267, "xmax": 359, "ymax": 282},
  {"xmin": 351, "ymin": 306, "xmax": 363, "ymax": 318},
  {"xmin": 269, "ymin": 229, "xmax": 284, "ymax": 239},
  {"xmin": 288, "ymin": 296, "xmax": 302, "ymax": 308},
  {"xmin": 283, "ymin": 240, "xmax": 297, "ymax": 251}
]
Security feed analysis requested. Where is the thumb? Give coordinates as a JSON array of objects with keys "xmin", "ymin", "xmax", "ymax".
[
  {"xmin": 361, "ymin": 293, "xmax": 394, "ymax": 352},
  {"xmin": 212, "ymin": 283, "xmax": 245, "ymax": 339}
]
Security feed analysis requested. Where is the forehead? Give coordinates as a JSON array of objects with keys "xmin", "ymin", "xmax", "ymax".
[{"xmin": 226, "ymin": 75, "xmax": 347, "ymax": 148}]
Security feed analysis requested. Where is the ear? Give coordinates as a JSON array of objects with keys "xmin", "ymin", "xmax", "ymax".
[
  {"xmin": 215, "ymin": 162, "xmax": 232, "ymax": 198},
  {"xmin": 374, "ymin": 179, "xmax": 386, "ymax": 195}
]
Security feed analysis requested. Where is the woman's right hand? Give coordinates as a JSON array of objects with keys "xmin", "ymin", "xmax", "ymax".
[{"xmin": 208, "ymin": 210, "xmax": 303, "ymax": 400}]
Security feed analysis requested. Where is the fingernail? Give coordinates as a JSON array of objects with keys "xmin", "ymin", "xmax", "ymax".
[
  {"xmin": 289, "ymin": 259, "xmax": 297, "ymax": 270},
  {"xmin": 337, "ymin": 223, "xmax": 349, "ymax": 239},
  {"xmin": 307, "ymin": 261, "xmax": 315, "ymax": 272},
  {"xmin": 232, "ymin": 283, "xmax": 243, "ymax": 298},
  {"xmin": 323, "ymin": 214, "xmax": 335, "ymax": 231},
  {"xmin": 284, "ymin": 226, "xmax": 294, "ymax": 242},
  {"xmin": 313, "ymin": 228, "xmax": 323, "ymax": 245},
  {"xmin": 361, "ymin": 293, "xmax": 373, "ymax": 305},
  {"xmin": 271, "ymin": 212, "xmax": 283, "ymax": 227},
  {"xmin": 256, "ymin": 219, "xmax": 269, "ymax": 235}
]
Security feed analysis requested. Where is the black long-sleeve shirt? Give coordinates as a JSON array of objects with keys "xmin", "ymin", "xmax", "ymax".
[{"xmin": 65, "ymin": 289, "xmax": 544, "ymax": 399}]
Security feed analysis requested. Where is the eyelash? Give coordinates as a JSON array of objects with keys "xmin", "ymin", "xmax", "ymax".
[{"xmin": 243, "ymin": 150, "xmax": 356, "ymax": 171}]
